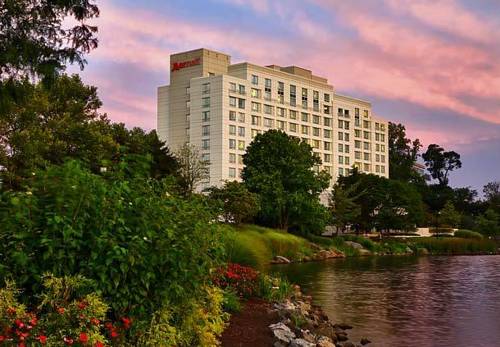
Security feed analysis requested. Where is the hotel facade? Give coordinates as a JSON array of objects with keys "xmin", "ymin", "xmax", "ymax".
[{"xmin": 157, "ymin": 48, "xmax": 389, "ymax": 191}]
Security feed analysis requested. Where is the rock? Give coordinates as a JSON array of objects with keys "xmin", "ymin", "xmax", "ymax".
[
  {"xmin": 297, "ymin": 301, "xmax": 312, "ymax": 316},
  {"xmin": 335, "ymin": 332, "xmax": 348, "ymax": 342},
  {"xmin": 300, "ymin": 329, "xmax": 316, "ymax": 343},
  {"xmin": 272, "ymin": 255, "xmax": 291, "ymax": 264},
  {"xmin": 335, "ymin": 323, "xmax": 353, "ymax": 330},
  {"xmin": 302, "ymin": 256, "xmax": 312, "ymax": 262},
  {"xmin": 270, "ymin": 322, "xmax": 296, "ymax": 343},
  {"xmin": 274, "ymin": 341, "xmax": 288, "ymax": 347},
  {"xmin": 315, "ymin": 324, "xmax": 337, "ymax": 341},
  {"xmin": 290, "ymin": 338, "xmax": 316, "ymax": 347},
  {"xmin": 314, "ymin": 249, "xmax": 344, "ymax": 260},
  {"xmin": 405, "ymin": 246, "xmax": 414, "ymax": 254},
  {"xmin": 360, "ymin": 337, "xmax": 371, "ymax": 345},
  {"xmin": 418, "ymin": 247, "xmax": 429, "ymax": 255},
  {"xmin": 358, "ymin": 249, "xmax": 372, "ymax": 256},
  {"xmin": 344, "ymin": 241, "xmax": 363, "ymax": 249},
  {"xmin": 317, "ymin": 336, "xmax": 336, "ymax": 347},
  {"xmin": 341, "ymin": 342, "xmax": 355, "ymax": 347}
]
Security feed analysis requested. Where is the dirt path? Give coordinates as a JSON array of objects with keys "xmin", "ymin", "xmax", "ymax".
[{"xmin": 220, "ymin": 298, "xmax": 279, "ymax": 347}]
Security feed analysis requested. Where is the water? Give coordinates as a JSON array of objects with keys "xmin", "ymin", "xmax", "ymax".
[{"xmin": 274, "ymin": 256, "xmax": 500, "ymax": 347}]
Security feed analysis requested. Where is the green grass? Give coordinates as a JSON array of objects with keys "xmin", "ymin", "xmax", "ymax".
[
  {"xmin": 224, "ymin": 224, "xmax": 313, "ymax": 269},
  {"xmin": 408, "ymin": 237, "xmax": 496, "ymax": 255},
  {"xmin": 454, "ymin": 229, "xmax": 484, "ymax": 240}
]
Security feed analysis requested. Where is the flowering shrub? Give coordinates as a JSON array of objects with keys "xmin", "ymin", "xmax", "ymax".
[
  {"xmin": 213, "ymin": 263, "xmax": 259, "ymax": 297},
  {"xmin": 0, "ymin": 275, "xmax": 134, "ymax": 346}
]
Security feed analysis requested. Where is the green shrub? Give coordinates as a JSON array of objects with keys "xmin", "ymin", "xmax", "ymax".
[
  {"xmin": 454, "ymin": 229, "xmax": 484, "ymax": 240},
  {"xmin": 257, "ymin": 274, "xmax": 293, "ymax": 302},
  {"xmin": 0, "ymin": 161, "xmax": 225, "ymax": 321},
  {"xmin": 429, "ymin": 227, "xmax": 454, "ymax": 234},
  {"xmin": 222, "ymin": 289, "xmax": 242, "ymax": 313},
  {"xmin": 408, "ymin": 237, "xmax": 496, "ymax": 254}
]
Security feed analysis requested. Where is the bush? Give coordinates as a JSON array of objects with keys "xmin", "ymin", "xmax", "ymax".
[
  {"xmin": 213, "ymin": 263, "xmax": 259, "ymax": 298},
  {"xmin": 0, "ymin": 161, "xmax": 225, "ymax": 321},
  {"xmin": 408, "ymin": 237, "xmax": 496, "ymax": 254},
  {"xmin": 222, "ymin": 289, "xmax": 241, "ymax": 313},
  {"xmin": 454, "ymin": 229, "xmax": 483, "ymax": 240},
  {"xmin": 257, "ymin": 274, "xmax": 292, "ymax": 302},
  {"xmin": 429, "ymin": 227, "xmax": 454, "ymax": 234}
]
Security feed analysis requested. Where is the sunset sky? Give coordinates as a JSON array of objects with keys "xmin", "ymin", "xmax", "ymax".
[{"xmin": 75, "ymin": 0, "xmax": 500, "ymax": 192}]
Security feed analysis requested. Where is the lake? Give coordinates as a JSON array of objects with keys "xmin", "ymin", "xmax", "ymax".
[{"xmin": 274, "ymin": 255, "xmax": 500, "ymax": 347}]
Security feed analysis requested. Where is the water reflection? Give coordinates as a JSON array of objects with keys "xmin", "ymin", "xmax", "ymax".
[{"xmin": 274, "ymin": 256, "xmax": 500, "ymax": 347}]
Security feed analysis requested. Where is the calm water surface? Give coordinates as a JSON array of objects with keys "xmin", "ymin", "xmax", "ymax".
[{"xmin": 274, "ymin": 256, "xmax": 500, "ymax": 347}]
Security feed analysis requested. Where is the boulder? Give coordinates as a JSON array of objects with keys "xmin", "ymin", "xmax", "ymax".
[
  {"xmin": 290, "ymin": 338, "xmax": 316, "ymax": 347},
  {"xmin": 274, "ymin": 341, "xmax": 288, "ymax": 347},
  {"xmin": 360, "ymin": 337, "xmax": 371, "ymax": 345},
  {"xmin": 272, "ymin": 255, "xmax": 291, "ymax": 264},
  {"xmin": 335, "ymin": 323, "xmax": 353, "ymax": 330},
  {"xmin": 317, "ymin": 336, "xmax": 336, "ymax": 347},
  {"xmin": 358, "ymin": 249, "xmax": 372, "ymax": 256},
  {"xmin": 341, "ymin": 342, "xmax": 355, "ymax": 347},
  {"xmin": 344, "ymin": 241, "xmax": 363, "ymax": 249},
  {"xmin": 270, "ymin": 322, "xmax": 296, "ymax": 343},
  {"xmin": 405, "ymin": 246, "xmax": 414, "ymax": 254},
  {"xmin": 417, "ymin": 247, "xmax": 429, "ymax": 255}
]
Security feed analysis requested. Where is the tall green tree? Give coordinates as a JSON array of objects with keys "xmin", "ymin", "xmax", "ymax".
[
  {"xmin": 329, "ymin": 183, "xmax": 361, "ymax": 233},
  {"xmin": 422, "ymin": 144, "xmax": 462, "ymax": 186},
  {"xmin": 439, "ymin": 201, "xmax": 461, "ymax": 228},
  {"xmin": 388, "ymin": 122, "xmax": 423, "ymax": 182},
  {"xmin": 483, "ymin": 181, "xmax": 500, "ymax": 214},
  {"xmin": 175, "ymin": 143, "xmax": 209, "ymax": 196},
  {"xmin": 207, "ymin": 181, "xmax": 259, "ymax": 225},
  {"xmin": 476, "ymin": 209, "xmax": 500, "ymax": 237},
  {"xmin": 242, "ymin": 130, "xmax": 330, "ymax": 232}
]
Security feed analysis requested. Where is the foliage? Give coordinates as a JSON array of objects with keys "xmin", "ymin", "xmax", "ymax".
[
  {"xmin": 388, "ymin": 122, "xmax": 423, "ymax": 183},
  {"xmin": 221, "ymin": 289, "xmax": 241, "ymax": 313},
  {"xmin": 483, "ymin": 181, "xmax": 500, "ymax": 214},
  {"xmin": 0, "ymin": 275, "xmax": 110, "ymax": 347},
  {"xmin": 439, "ymin": 201, "xmax": 461, "ymax": 228},
  {"xmin": 257, "ymin": 274, "xmax": 292, "ymax": 302},
  {"xmin": 329, "ymin": 183, "xmax": 361, "ymax": 233},
  {"xmin": 422, "ymin": 144, "xmax": 462, "ymax": 186},
  {"xmin": 0, "ymin": 161, "xmax": 225, "ymax": 320},
  {"xmin": 476, "ymin": 209, "xmax": 500, "ymax": 237},
  {"xmin": 408, "ymin": 237, "xmax": 496, "ymax": 255},
  {"xmin": 224, "ymin": 225, "xmax": 313, "ymax": 268},
  {"xmin": 0, "ymin": 0, "xmax": 99, "ymax": 80},
  {"xmin": 454, "ymin": 230, "xmax": 484, "ymax": 240},
  {"xmin": 207, "ymin": 181, "xmax": 259, "ymax": 224},
  {"xmin": 213, "ymin": 263, "xmax": 259, "ymax": 298},
  {"xmin": 242, "ymin": 130, "xmax": 330, "ymax": 232},
  {"xmin": 175, "ymin": 143, "xmax": 209, "ymax": 196}
]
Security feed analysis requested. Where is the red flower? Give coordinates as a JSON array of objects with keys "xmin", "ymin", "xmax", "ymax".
[
  {"xmin": 0, "ymin": 336, "xmax": 5, "ymax": 342},
  {"xmin": 7, "ymin": 307, "xmax": 16, "ymax": 315},
  {"xmin": 90, "ymin": 318, "xmax": 100, "ymax": 326},
  {"xmin": 79, "ymin": 332, "xmax": 89, "ymax": 344},
  {"xmin": 95, "ymin": 342, "xmax": 104, "ymax": 347},
  {"xmin": 104, "ymin": 322, "xmax": 113, "ymax": 330},
  {"xmin": 121, "ymin": 317, "xmax": 132, "ymax": 329},
  {"xmin": 38, "ymin": 335, "xmax": 47, "ymax": 344},
  {"xmin": 110, "ymin": 330, "xmax": 119, "ymax": 339},
  {"xmin": 15, "ymin": 319, "xmax": 25, "ymax": 329},
  {"xmin": 77, "ymin": 301, "xmax": 88, "ymax": 310},
  {"xmin": 63, "ymin": 336, "xmax": 74, "ymax": 345},
  {"xmin": 18, "ymin": 343, "xmax": 26, "ymax": 347},
  {"xmin": 57, "ymin": 307, "xmax": 65, "ymax": 315}
]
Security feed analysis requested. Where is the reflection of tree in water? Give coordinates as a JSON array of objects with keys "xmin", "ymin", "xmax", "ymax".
[{"xmin": 275, "ymin": 256, "xmax": 500, "ymax": 347}]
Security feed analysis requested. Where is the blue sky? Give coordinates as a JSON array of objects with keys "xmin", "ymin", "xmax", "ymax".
[{"xmin": 74, "ymin": 0, "xmax": 500, "ymax": 193}]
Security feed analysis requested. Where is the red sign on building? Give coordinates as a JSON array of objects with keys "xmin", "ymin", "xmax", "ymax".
[{"xmin": 171, "ymin": 57, "xmax": 201, "ymax": 72}]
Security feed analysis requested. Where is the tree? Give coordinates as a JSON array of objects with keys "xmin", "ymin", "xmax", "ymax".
[
  {"xmin": 0, "ymin": 0, "xmax": 99, "ymax": 81},
  {"xmin": 483, "ymin": 181, "xmax": 500, "ymax": 214},
  {"xmin": 242, "ymin": 130, "xmax": 330, "ymax": 232},
  {"xmin": 388, "ymin": 122, "xmax": 423, "ymax": 182},
  {"xmin": 476, "ymin": 209, "xmax": 500, "ymax": 237},
  {"xmin": 422, "ymin": 144, "xmax": 462, "ymax": 186},
  {"xmin": 207, "ymin": 181, "xmax": 259, "ymax": 225},
  {"xmin": 329, "ymin": 183, "xmax": 361, "ymax": 234},
  {"xmin": 175, "ymin": 143, "xmax": 209, "ymax": 196},
  {"xmin": 439, "ymin": 201, "xmax": 461, "ymax": 228}
]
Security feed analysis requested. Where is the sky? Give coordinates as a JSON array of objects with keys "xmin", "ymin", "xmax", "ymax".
[{"xmin": 74, "ymin": 0, "xmax": 500, "ymax": 192}]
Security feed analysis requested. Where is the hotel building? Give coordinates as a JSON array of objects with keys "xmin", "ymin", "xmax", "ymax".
[{"xmin": 157, "ymin": 48, "xmax": 388, "ymax": 191}]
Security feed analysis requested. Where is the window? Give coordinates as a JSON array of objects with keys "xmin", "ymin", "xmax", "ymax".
[
  {"xmin": 364, "ymin": 163, "xmax": 370, "ymax": 171},
  {"xmin": 264, "ymin": 78, "xmax": 271, "ymax": 99},
  {"xmin": 202, "ymin": 125, "xmax": 210, "ymax": 136},
  {"xmin": 364, "ymin": 152, "xmax": 370, "ymax": 161},
  {"xmin": 339, "ymin": 156, "xmax": 344, "ymax": 164},
  {"xmin": 229, "ymin": 97, "xmax": 237, "ymax": 107},
  {"xmin": 375, "ymin": 133, "xmax": 380, "ymax": 141},
  {"xmin": 381, "ymin": 155, "xmax": 386, "ymax": 162},
  {"xmin": 344, "ymin": 133, "xmax": 350, "ymax": 141},
  {"xmin": 339, "ymin": 167, "xmax": 344, "ymax": 176},
  {"xmin": 313, "ymin": 90, "xmax": 319, "ymax": 111},
  {"xmin": 324, "ymin": 141, "xmax": 331, "ymax": 150},
  {"xmin": 345, "ymin": 144, "xmax": 350, "ymax": 153},
  {"xmin": 312, "ymin": 139, "xmax": 320, "ymax": 149},
  {"xmin": 364, "ymin": 131, "xmax": 370, "ymax": 140},
  {"xmin": 263, "ymin": 117, "xmax": 274, "ymax": 128},
  {"xmin": 376, "ymin": 154, "xmax": 380, "ymax": 162},
  {"xmin": 229, "ymin": 168, "xmax": 236, "ymax": 178},
  {"xmin": 338, "ymin": 120, "xmax": 343, "ymax": 129},
  {"xmin": 363, "ymin": 110, "xmax": 369, "ymax": 117},
  {"xmin": 338, "ymin": 143, "xmax": 343, "ymax": 153},
  {"xmin": 324, "ymin": 129, "xmax": 331, "ymax": 138},
  {"xmin": 238, "ymin": 140, "xmax": 245, "ymax": 150},
  {"xmin": 364, "ymin": 142, "xmax": 370, "ymax": 150},
  {"xmin": 238, "ymin": 98, "xmax": 245, "ymax": 109},
  {"xmin": 229, "ymin": 139, "xmax": 236, "ymax": 149},
  {"xmin": 301, "ymin": 88, "xmax": 308, "ymax": 108},
  {"xmin": 375, "ymin": 123, "xmax": 380, "ymax": 131},
  {"xmin": 202, "ymin": 82, "xmax": 210, "ymax": 94},
  {"xmin": 290, "ymin": 110, "xmax": 297, "ymax": 119},
  {"xmin": 251, "ymin": 102, "xmax": 261, "ymax": 112},
  {"xmin": 278, "ymin": 81, "xmax": 284, "ymax": 103},
  {"xmin": 289, "ymin": 123, "xmax": 297, "ymax": 132},
  {"xmin": 202, "ymin": 111, "xmax": 210, "ymax": 122},
  {"xmin": 324, "ymin": 117, "xmax": 332, "ymax": 127},
  {"xmin": 344, "ymin": 121, "xmax": 350, "ymax": 130},
  {"xmin": 380, "ymin": 134, "xmax": 385, "ymax": 142},
  {"xmin": 238, "ymin": 126, "xmax": 245, "ymax": 137},
  {"xmin": 290, "ymin": 85, "xmax": 296, "ymax": 106},
  {"xmin": 344, "ymin": 109, "xmax": 350, "ymax": 118},
  {"xmin": 381, "ymin": 165, "xmax": 385, "ymax": 174},
  {"xmin": 355, "ymin": 151, "xmax": 361, "ymax": 159},
  {"xmin": 313, "ymin": 127, "xmax": 320, "ymax": 136},
  {"xmin": 338, "ymin": 108, "xmax": 343, "ymax": 117},
  {"xmin": 202, "ymin": 97, "xmax": 210, "ymax": 107},
  {"xmin": 251, "ymin": 129, "xmax": 259, "ymax": 138},
  {"xmin": 324, "ymin": 154, "xmax": 331, "ymax": 163},
  {"xmin": 229, "ymin": 110, "xmax": 236, "ymax": 121},
  {"xmin": 229, "ymin": 82, "xmax": 237, "ymax": 92},
  {"xmin": 324, "ymin": 93, "xmax": 330, "ymax": 103},
  {"xmin": 324, "ymin": 105, "xmax": 331, "ymax": 115},
  {"xmin": 238, "ymin": 155, "xmax": 243, "ymax": 164},
  {"xmin": 355, "ymin": 108, "xmax": 360, "ymax": 117},
  {"xmin": 277, "ymin": 107, "xmax": 285, "ymax": 117},
  {"xmin": 238, "ymin": 84, "xmax": 246, "ymax": 94},
  {"xmin": 364, "ymin": 120, "xmax": 370, "ymax": 129},
  {"xmin": 381, "ymin": 144, "xmax": 386, "ymax": 152},
  {"xmin": 355, "ymin": 140, "xmax": 361, "ymax": 149},
  {"xmin": 229, "ymin": 153, "xmax": 236, "ymax": 163},
  {"xmin": 251, "ymin": 74, "xmax": 259, "ymax": 85},
  {"xmin": 251, "ymin": 115, "xmax": 261, "ymax": 126},
  {"xmin": 345, "ymin": 157, "xmax": 350, "ymax": 165},
  {"xmin": 301, "ymin": 113, "xmax": 309, "ymax": 122},
  {"xmin": 355, "ymin": 130, "xmax": 361, "ymax": 138},
  {"xmin": 301, "ymin": 125, "xmax": 309, "ymax": 135},
  {"xmin": 251, "ymin": 88, "xmax": 261, "ymax": 98},
  {"xmin": 202, "ymin": 153, "xmax": 210, "ymax": 163},
  {"xmin": 313, "ymin": 115, "xmax": 320, "ymax": 124},
  {"xmin": 376, "ymin": 143, "xmax": 380, "ymax": 151},
  {"xmin": 376, "ymin": 165, "xmax": 380, "ymax": 173},
  {"xmin": 202, "ymin": 139, "xmax": 210, "ymax": 150},
  {"xmin": 229, "ymin": 125, "xmax": 236, "ymax": 135},
  {"xmin": 264, "ymin": 104, "xmax": 273, "ymax": 115},
  {"xmin": 237, "ymin": 113, "xmax": 245, "ymax": 123},
  {"xmin": 338, "ymin": 132, "xmax": 344, "ymax": 141},
  {"xmin": 277, "ymin": 120, "xmax": 286, "ymax": 130}
]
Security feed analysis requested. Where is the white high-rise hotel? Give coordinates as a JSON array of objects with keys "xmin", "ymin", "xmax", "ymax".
[{"xmin": 157, "ymin": 48, "xmax": 388, "ymax": 190}]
